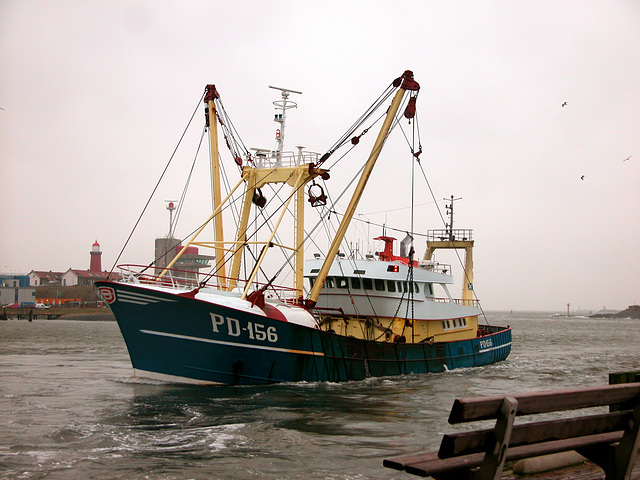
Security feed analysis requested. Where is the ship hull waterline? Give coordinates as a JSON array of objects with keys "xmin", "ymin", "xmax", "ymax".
[{"xmin": 97, "ymin": 281, "xmax": 512, "ymax": 385}]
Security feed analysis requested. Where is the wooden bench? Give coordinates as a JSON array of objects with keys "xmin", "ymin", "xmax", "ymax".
[{"xmin": 384, "ymin": 383, "xmax": 640, "ymax": 480}]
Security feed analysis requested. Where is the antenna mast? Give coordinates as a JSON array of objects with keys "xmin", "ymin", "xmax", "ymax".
[
  {"xmin": 445, "ymin": 195, "xmax": 462, "ymax": 241},
  {"xmin": 269, "ymin": 85, "xmax": 302, "ymax": 165}
]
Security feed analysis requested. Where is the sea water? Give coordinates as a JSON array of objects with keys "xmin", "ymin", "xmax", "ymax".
[{"xmin": 1, "ymin": 312, "xmax": 639, "ymax": 479}]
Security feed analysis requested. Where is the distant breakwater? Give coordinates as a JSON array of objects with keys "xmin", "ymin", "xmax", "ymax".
[{"xmin": 590, "ymin": 305, "xmax": 640, "ymax": 319}]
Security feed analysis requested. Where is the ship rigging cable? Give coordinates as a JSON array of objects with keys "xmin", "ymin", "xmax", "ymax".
[
  {"xmin": 108, "ymin": 92, "xmax": 206, "ymax": 279},
  {"xmin": 172, "ymin": 127, "xmax": 207, "ymax": 237}
]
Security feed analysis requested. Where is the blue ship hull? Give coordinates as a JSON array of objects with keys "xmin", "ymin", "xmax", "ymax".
[{"xmin": 96, "ymin": 281, "xmax": 512, "ymax": 385}]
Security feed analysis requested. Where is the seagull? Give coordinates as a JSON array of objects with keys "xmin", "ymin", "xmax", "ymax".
[
  {"xmin": 562, "ymin": 102, "xmax": 567, "ymax": 107},
  {"xmin": 580, "ymin": 175, "xmax": 585, "ymax": 180},
  {"xmin": 622, "ymin": 155, "xmax": 632, "ymax": 162}
]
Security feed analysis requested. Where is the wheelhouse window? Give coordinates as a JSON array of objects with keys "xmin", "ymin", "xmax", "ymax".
[
  {"xmin": 374, "ymin": 279, "xmax": 385, "ymax": 291},
  {"xmin": 326, "ymin": 277, "xmax": 335, "ymax": 288},
  {"xmin": 363, "ymin": 278, "xmax": 373, "ymax": 290},
  {"xmin": 386, "ymin": 280, "xmax": 396, "ymax": 292},
  {"xmin": 336, "ymin": 277, "xmax": 349, "ymax": 289},
  {"xmin": 442, "ymin": 318, "xmax": 467, "ymax": 330},
  {"xmin": 351, "ymin": 277, "xmax": 361, "ymax": 289}
]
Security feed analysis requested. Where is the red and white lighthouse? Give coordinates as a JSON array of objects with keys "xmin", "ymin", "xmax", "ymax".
[{"xmin": 90, "ymin": 240, "xmax": 102, "ymax": 272}]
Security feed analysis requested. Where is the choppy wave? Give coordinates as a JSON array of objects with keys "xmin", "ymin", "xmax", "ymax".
[{"xmin": 2, "ymin": 313, "xmax": 640, "ymax": 479}]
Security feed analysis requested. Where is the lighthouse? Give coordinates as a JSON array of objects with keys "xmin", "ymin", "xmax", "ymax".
[{"xmin": 90, "ymin": 240, "xmax": 102, "ymax": 272}]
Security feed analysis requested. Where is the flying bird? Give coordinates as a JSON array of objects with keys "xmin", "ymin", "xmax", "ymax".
[
  {"xmin": 562, "ymin": 102, "xmax": 567, "ymax": 107},
  {"xmin": 580, "ymin": 175, "xmax": 585, "ymax": 180},
  {"xmin": 622, "ymin": 155, "xmax": 632, "ymax": 162}
]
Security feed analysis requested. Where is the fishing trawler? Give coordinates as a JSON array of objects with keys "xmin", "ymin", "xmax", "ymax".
[{"xmin": 95, "ymin": 71, "xmax": 511, "ymax": 385}]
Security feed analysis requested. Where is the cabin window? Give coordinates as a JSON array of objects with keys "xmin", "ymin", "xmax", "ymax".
[
  {"xmin": 414, "ymin": 283, "xmax": 420, "ymax": 293},
  {"xmin": 375, "ymin": 279, "xmax": 385, "ymax": 291},
  {"xmin": 309, "ymin": 277, "xmax": 315, "ymax": 288},
  {"xmin": 326, "ymin": 277, "xmax": 335, "ymax": 288},
  {"xmin": 402, "ymin": 281, "xmax": 408, "ymax": 293},
  {"xmin": 386, "ymin": 280, "xmax": 396, "ymax": 292},
  {"xmin": 363, "ymin": 278, "xmax": 373, "ymax": 290},
  {"xmin": 351, "ymin": 277, "xmax": 361, "ymax": 289},
  {"xmin": 336, "ymin": 277, "xmax": 349, "ymax": 289}
]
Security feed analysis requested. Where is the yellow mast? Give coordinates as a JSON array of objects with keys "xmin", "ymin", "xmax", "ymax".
[
  {"xmin": 240, "ymin": 169, "xmax": 305, "ymax": 299},
  {"xmin": 424, "ymin": 197, "xmax": 474, "ymax": 305},
  {"xmin": 226, "ymin": 179, "xmax": 256, "ymax": 292},
  {"xmin": 204, "ymin": 85, "xmax": 227, "ymax": 284},
  {"xmin": 294, "ymin": 168, "xmax": 306, "ymax": 298},
  {"xmin": 227, "ymin": 162, "xmax": 326, "ymax": 295},
  {"xmin": 425, "ymin": 235, "xmax": 475, "ymax": 304},
  {"xmin": 307, "ymin": 71, "xmax": 420, "ymax": 305}
]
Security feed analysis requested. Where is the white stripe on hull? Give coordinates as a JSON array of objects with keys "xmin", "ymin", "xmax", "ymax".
[
  {"xmin": 140, "ymin": 329, "xmax": 325, "ymax": 356},
  {"xmin": 479, "ymin": 341, "xmax": 512, "ymax": 353},
  {"xmin": 118, "ymin": 291, "xmax": 179, "ymax": 305}
]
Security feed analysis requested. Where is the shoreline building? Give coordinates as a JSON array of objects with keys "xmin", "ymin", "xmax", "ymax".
[
  {"xmin": 154, "ymin": 202, "xmax": 213, "ymax": 281},
  {"xmin": 0, "ymin": 275, "xmax": 35, "ymax": 306},
  {"xmin": 154, "ymin": 236, "xmax": 213, "ymax": 281},
  {"xmin": 28, "ymin": 271, "xmax": 63, "ymax": 286}
]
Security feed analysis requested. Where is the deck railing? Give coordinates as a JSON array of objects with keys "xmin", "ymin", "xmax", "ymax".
[
  {"xmin": 252, "ymin": 150, "xmax": 321, "ymax": 169},
  {"xmin": 431, "ymin": 296, "xmax": 481, "ymax": 308},
  {"xmin": 417, "ymin": 260, "xmax": 452, "ymax": 274},
  {"xmin": 426, "ymin": 229, "xmax": 473, "ymax": 242},
  {"xmin": 115, "ymin": 265, "xmax": 300, "ymax": 299}
]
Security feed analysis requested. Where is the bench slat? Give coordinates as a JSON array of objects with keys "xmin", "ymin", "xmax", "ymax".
[
  {"xmin": 439, "ymin": 410, "xmax": 630, "ymax": 457},
  {"xmin": 448, "ymin": 383, "xmax": 640, "ymax": 423},
  {"xmin": 383, "ymin": 451, "xmax": 439, "ymax": 471},
  {"xmin": 505, "ymin": 431, "xmax": 623, "ymax": 462},
  {"xmin": 395, "ymin": 432, "xmax": 623, "ymax": 477}
]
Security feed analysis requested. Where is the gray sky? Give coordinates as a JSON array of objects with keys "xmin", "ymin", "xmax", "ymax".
[{"xmin": 1, "ymin": 1, "xmax": 639, "ymax": 312}]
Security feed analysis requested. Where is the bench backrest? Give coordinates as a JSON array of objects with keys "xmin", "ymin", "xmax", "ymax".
[
  {"xmin": 440, "ymin": 383, "xmax": 640, "ymax": 461},
  {"xmin": 447, "ymin": 383, "xmax": 640, "ymax": 423}
]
